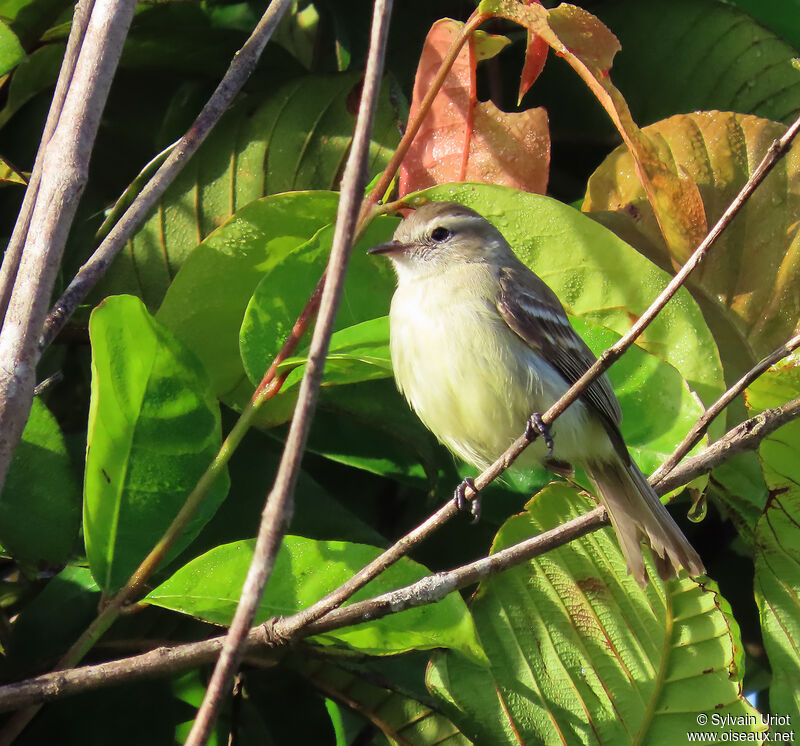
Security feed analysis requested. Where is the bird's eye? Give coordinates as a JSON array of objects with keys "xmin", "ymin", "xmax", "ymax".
[{"xmin": 430, "ymin": 227, "xmax": 452, "ymax": 242}]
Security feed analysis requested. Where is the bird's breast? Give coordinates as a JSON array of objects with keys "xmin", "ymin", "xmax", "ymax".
[{"xmin": 388, "ymin": 265, "xmax": 590, "ymax": 469}]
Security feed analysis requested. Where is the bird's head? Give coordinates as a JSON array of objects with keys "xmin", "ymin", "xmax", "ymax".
[{"xmin": 368, "ymin": 201, "xmax": 514, "ymax": 281}]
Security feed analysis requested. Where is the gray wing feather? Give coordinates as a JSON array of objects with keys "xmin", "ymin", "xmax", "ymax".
[{"xmin": 496, "ymin": 264, "xmax": 627, "ymax": 459}]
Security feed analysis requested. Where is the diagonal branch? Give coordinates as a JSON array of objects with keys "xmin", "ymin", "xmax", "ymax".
[
  {"xmin": 0, "ymin": 0, "xmax": 96, "ymax": 324},
  {"xmin": 651, "ymin": 331, "xmax": 800, "ymax": 487},
  {"xmin": 653, "ymin": 397, "xmax": 800, "ymax": 496},
  {"xmin": 183, "ymin": 2, "xmax": 395, "ymax": 744},
  {"xmin": 3, "ymin": 391, "xmax": 799, "ymax": 713},
  {"xmin": 39, "ymin": 0, "xmax": 295, "ymax": 352},
  {"xmin": 236, "ymin": 111, "xmax": 800, "ymax": 642},
  {"xmin": 0, "ymin": 0, "xmax": 137, "ymax": 514}
]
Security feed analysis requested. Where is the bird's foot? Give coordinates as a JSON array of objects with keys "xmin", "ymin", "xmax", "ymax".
[
  {"xmin": 453, "ymin": 477, "xmax": 481, "ymax": 522},
  {"xmin": 525, "ymin": 412, "xmax": 554, "ymax": 457}
]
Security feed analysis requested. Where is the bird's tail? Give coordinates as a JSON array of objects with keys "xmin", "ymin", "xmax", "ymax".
[{"xmin": 586, "ymin": 456, "xmax": 705, "ymax": 587}]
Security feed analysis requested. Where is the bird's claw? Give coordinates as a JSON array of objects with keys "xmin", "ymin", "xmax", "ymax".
[
  {"xmin": 526, "ymin": 412, "xmax": 554, "ymax": 457},
  {"xmin": 453, "ymin": 477, "xmax": 481, "ymax": 522}
]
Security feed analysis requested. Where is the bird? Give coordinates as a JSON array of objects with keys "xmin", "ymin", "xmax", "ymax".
[{"xmin": 368, "ymin": 200, "xmax": 704, "ymax": 586}]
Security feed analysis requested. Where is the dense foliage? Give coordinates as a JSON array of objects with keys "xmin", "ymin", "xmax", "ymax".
[{"xmin": 0, "ymin": 0, "xmax": 799, "ymax": 743}]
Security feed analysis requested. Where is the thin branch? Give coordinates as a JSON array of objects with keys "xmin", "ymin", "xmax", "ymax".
[
  {"xmin": 359, "ymin": 8, "xmax": 488, "ymax": 216},
  {"xmin": 39, "ymin": 0, "xmax": 295, "ymax": 351},
  {"xmin": 654, "ymin": 398, "xmax": 800, "ymax": 495},
  {"xmin": 184, "ymin": 3, "xmax": 395, "ymax": 744},
  {"xmin": 32, "ymin": 371, "xmax": 63, "ymax": 397},
  {"xmin": 1, "ymin": 394, "xmax": 798, "ymax": 712},
  {"xmin": 651, "ymin": 331, "xmax": 800, "ymax": 487},
  {"xmin": 0, "ymin": 6, "xmax": 299, "ymax": 737},
  {"xmin": 0, "ymin": 0, "xmax": 137, "ymax": 503},
  {"xmin": 0, "ymin": 0, "xmax": 96, "ymax": 324},
  {"xmin": 0, "ymin": 505, "xmax": 608, "ymax": 712},
  {"xmin": 0, "ymin": 5, "xmax": 138, "ymax": 742}
]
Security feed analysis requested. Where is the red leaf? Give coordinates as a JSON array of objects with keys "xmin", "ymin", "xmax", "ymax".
[
  {"xmin": 518, "ymin": 0, "xmax": 549, "ymax": 103},
  {"xmin": 399, "ymin": 18, "xmax": 550, "ymax": 197},
  {"xmin": 399, "ymin": 19, "xmax": 477, "ymax": 196}
]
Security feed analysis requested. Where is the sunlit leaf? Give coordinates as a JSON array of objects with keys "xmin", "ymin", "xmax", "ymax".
[
  {"xmin": 156, "ymin": 191, "xmax": 340, "ymax": 403},
  {"xmin": 0, "ymin": 19, "xmax": 23, "ymax": 77},
  {"xmin": 86, "ymin": 295, "xmax": 229, "ymax": 592},
  {"xmin": 428, "ymin": 483, "xmax": 761, "ymax": 744},
  {"xmin": 747, "ymin": 361, "xmax": 800, "ymax": 726},
  {"xmin": 238, "ymin": 217, "xmax": 397, "ymax": 391},
  {"xmin": 99, "ymin": 72, "xmax": 403, "ymax": 308},
  {"xmin": 399, "ymin": 18, "xmax": 549, "ymax": 197},
  {"xmin": 278, "ymin": 316, "xmax": 393, "ymax": 391},
  {"xmin": 0, "ymin": 154, "xmax": 26, "ymax": 186},
  {"xmin": 147, "ymin": 535, "xmax": 487, "ymax": 663},
  {"xmin": 584, "ymin": 111, "xmax": 800, "ymax": 366}
]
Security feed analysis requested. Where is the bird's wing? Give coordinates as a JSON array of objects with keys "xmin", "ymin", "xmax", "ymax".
[{"xmin": 496, "ymin": 263, "xmax": 627, "ymax": 457}]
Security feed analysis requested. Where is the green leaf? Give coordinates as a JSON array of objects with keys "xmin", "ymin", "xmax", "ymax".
[
  {"xmin": 0, "ymin": 398, "xmax": 80, "ymax": 565},
  {"xmin": 119, "ymin": 3, "xmax": 252, "ymax": 78},
  {"xmin": 4, "ymin": 565, "xmax": 99, "ymax": 677},
  {"xmin": 592, "ymin": 0, "xmax": 800, "ymax": 127},
  {"xmin": 428, "ymin": 483, "xmax": 762, "ymax": 745},
  {"xmin": 156, "ymin": 191, "xmax": 340, "ymax": 401},
  {"xmin": 0, "ymin": 0, "xmax": 72, "ymax": 48},
  {"xmin": 0, "ymin": 154, "xmax": 26, "ymax": 185},
  {"xmin": 725, "ymin": 0, "xmax": 800, "ymax": 53},
  {"xmin": 584, "ymin": 111, "xmax": 800, "ymax": 370},
  {"xmin": 754, "ymin": 488, "xmax": 800, "ymax": 729},
  {"xmin": 747, "ymin": 362, "xmax": 800, "ymax": 725},
  {"xmin": 98, "ymin": 72, "xmax": 403, "ymax": 307},
  {"xmin": 85, "ymin": 295, "xmax": 229, "ymax": 592},
  {"xmin": 705, "ymin": 453, "xmax": 769, "ymax": 540},
  {"xmin": 0, "ymin": 19, "xmax": 23, "ymax": 76},
  {"xmin": 279, "ymin": 316, "xmax": 393, "ymax": 391},
  {"xmin": 0, "ymin": 42, "xmax": 63, "ymax": 129},
  {"xmin": 238, "ymin": 216, "xmax": 397, "ymax": 395},
  {"xmin": 146, "ymin": 535, "xmax": 486, "ymax": 663},
  {"xmin": 296, "ymin": 656, "xmax": 470, "ymax": 746},
  {"xmin": 411, "ymin": 184, "xmax": 725, "ymax": 414},
  {"xmin": 571, "ymin": 316, "xmax": 705, "ymax": 477}
]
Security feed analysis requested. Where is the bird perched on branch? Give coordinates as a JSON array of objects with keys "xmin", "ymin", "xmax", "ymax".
[{"xmin": 368, "ymin": 201, "xmax": 704, "ymax": 586}]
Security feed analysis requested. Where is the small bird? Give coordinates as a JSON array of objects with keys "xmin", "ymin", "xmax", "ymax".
[{"xmin": 368, "ymin": 201, "xmax": 704, "ymax": 586}]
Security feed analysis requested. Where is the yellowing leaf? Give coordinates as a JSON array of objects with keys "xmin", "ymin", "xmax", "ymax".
[{"xmin": 584, "ymin": 111, "xmax": 800, "ymax": 363}]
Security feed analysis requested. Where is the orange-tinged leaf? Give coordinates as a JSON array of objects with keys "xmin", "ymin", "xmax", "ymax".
[
  {"xmin": 399, "ymin": 17, "xmax": 550, "ymax": 196},
  {"xmin": 519, "ymin": 29, "xmax": 548, "ymax": 103},
  {"xmin": 480, "ymin": 0, "xmax": 708, "ymax": 261},
  {"xmin": 584, "ymin": 111, "xmax": 800, "ymax": 364},
  {"xmin": 518, "ymin": 0, "xmax": 548, "ymax": 103},
  {"xmin": 468, "ymin": 101, "xmax": 549, "ymax": 193},
  {"xmin": 399, "ymin": 19, "xmax": 476, "ymax": 197}
]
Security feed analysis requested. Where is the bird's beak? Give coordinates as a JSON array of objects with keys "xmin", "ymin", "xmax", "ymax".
[{"xmin": 367, "ymin": 241, "xmax": 407, "ymax": 256}]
